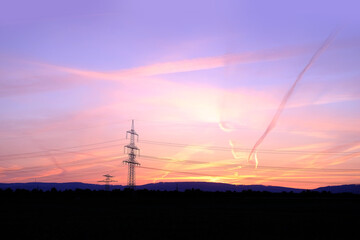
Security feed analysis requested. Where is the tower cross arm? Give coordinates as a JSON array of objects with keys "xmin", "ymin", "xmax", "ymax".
[
  {"xmin": 127, "ymin": 129, "xmax": 139, "ymax": 136},
  {"xmin": 123, "ymin": 160, "xmax": 140, "ymax": 166},
  {"xmin": 125, "ymin": 143, "xmax": 139, "ymax": 150}
]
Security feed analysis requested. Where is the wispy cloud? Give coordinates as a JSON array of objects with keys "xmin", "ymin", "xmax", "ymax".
[
  {"xmin": 34, "ymin": 45, "xmax": 308, "ymax": 81},
  {"xmin": 295, "ymin": 141, "xmax": 360, "ymax": 168}
]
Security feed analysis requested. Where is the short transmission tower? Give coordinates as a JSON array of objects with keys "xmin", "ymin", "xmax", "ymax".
[
  {"xmin": 98, "ymin": 174, "xmax": 117, "ymax": 191},
  {"xmin": 123, "ymin": 120, "xmax": 140, "ymax": 188}
]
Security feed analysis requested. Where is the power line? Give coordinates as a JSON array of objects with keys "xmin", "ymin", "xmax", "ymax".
[
  {"xmin": 139, "ymin": 165, "xmax": 355, "ymax": 185},
  {"xmin": 0, "ymin": 120, "xmax": 130, "ymax": 141},
  {"xmin": 2, "ymin": 154, "xmax": 127, "ymax": 174},
  {"xmin": 140, "ymin": 139, "xmax": 360, "ymax": 155},
  {"xmin": 1, "ymin": 136, "xmax": 359, "ymax": 186},
  {"xmin": 138, "ymin": 154, "xmax": 360, "ymax": 172},
  {"xmin": 0, "ymin": 144, "xmax": 124, "ymax": 161},
  {"xmin": 0, "ymin": 138, "xmax": 126, "ymax": 161},
  {"xmin": 2, "ymin": 118, "xmax": 358, "ymax": 186},
  {"xmin": 2, "ymin": 150, "xmax": 359, "ymax": 186},
  {"xmin": 1, "ymin": 137, "xmax": 359, "ymax": 161},
  {"xmin": 140, "ymin": 166, "xmax": 224, "ymax": 177},
  {"xmin": 2, "ymin": 146, "xmax": 360, "ymax": 177},
  {"xmin": 2, "ymin": 145, "xmax": 360, "ymax": 174},
  {"xmin": 4, "ymin": 151, "xmax": 360, "ymax": 176},
  {"xmin": 140, "ymin": 155, "xmax": 208, "ymax": 164},
  {"xmin": 0, "ymin": 138, "xmax": 126, "ymax": 158}
]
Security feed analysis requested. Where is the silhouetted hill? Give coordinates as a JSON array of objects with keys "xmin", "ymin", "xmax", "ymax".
[
  {"xmin": 138, "ymin": 182, "xmax": 304, "ymax": 193},
  {"xmin": 0, "ymin": 182, "xmax": 117, "ymax": 191},
  {"xmin": 315, "ymin": 184, "xmax": 360, "ymax": 194},
  {"xmin": 0, "ymin": 181, "xmax": 359, "ymax": 193}
]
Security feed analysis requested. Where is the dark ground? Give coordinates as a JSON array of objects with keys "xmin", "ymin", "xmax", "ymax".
[{"xmin": 0, "ymin": 188, "xmax": 359, "ymax": 240}]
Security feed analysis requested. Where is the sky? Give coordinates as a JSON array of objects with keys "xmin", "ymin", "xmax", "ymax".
[{"xmin": 1, "ymin": 0, "xmax": 360, "ymax": 189}]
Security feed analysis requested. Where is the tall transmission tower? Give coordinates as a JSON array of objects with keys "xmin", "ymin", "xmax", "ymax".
[
  {"xmin": 123, "ymin": 120, "xmax": 140, "ymax": 188},
  {"xmin": 98, "ymin": 174, "xmax": 117, "ymax": 191}
]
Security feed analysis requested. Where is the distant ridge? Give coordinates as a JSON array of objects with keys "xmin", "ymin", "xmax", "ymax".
[
  {"xmin": 0, "ymin": 182, "xmax": 107, "ymax": 191},
  {"xmin": 315, "ymin": 184, "xmax": 360, "ymax": 194},
  {"xmin": 137, "ymin": 182, "xmax": 304, "ymax": 193},
  {"xmin": 0, "ymin": 182, "xmax": 359, "ymax": 194}
]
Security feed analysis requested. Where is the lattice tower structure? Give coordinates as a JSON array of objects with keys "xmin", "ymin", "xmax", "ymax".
[
  {"xmin": 123, "ymin": 120, "xmax": 140, "ymax": 188},
  {"xmin": 98, "ymin": 174, "xmax": 117, "ymax": 191}
]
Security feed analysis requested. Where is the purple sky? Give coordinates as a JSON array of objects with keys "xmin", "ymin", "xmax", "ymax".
[{"xmin": 0, "ymin": 0, "xmax": 359, "ymax": 188}]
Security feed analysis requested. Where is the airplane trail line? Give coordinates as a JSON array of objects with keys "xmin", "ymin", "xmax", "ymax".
[{"xmin": 248, "ymin": 31, "xmax": 338, "ymax": 162}]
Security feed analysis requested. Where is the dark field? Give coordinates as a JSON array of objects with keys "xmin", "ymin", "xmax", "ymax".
[{"xmin": 0, "ymin": 189, "xmax": 359, "ymax": 240}]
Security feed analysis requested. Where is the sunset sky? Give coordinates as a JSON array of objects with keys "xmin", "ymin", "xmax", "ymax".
[{"xmin": 1, "ymin": 0, "xmax": 359, "ymax": 189}]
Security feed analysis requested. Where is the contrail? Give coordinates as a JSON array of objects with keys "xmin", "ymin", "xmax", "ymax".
[
  {"xmin": 254, "ymin": 151, "xmax": 258, "ymax": 169},
  {"xmin": 248, "ymin": 31, "xmax": 338, "ymax": 163}
]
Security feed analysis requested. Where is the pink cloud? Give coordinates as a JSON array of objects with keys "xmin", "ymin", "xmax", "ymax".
[{"xmin": 31, "ymin": 44, "xmax": 309, "ymax": 81}]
